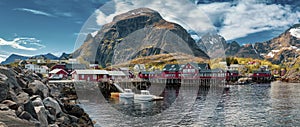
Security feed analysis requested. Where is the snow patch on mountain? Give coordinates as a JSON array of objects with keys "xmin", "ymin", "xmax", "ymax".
[
  {"xmin": 191, "ymin": 35, "xmax": 200, "ymax": 42},
  {"xmin": 91, "ymin": 31, "xmax": 98, "ymax": 37},
  {"xmin": 289, "ymin": 27, "xmax": 300, "ymax": 38},
  {"xmin": 267, "ymin": 52, "xmax": 275, "ymax": 58}
]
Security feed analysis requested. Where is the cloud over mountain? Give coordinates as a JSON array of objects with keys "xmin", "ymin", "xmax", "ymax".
[
  {"xmin": 95, "ymin": 0, "xmax": 215, "ymax": 35},
  {"xmin": 95, "ymin": 0, "xmax": 300, "ymax": 41},
  {"xmin": 199, "ymin": 0, "xmax": 300, "ymax": 40}
]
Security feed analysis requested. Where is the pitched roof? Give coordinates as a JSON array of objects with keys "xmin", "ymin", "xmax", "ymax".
[
  {"xmin": 189, "ymin": 62, "xmax": 210, "ymax": 70},
  {"xmin": 107, "ymin": 71, "xmax": 126, "ymax": 76},
  {"xmin": 71, "ymin": 70, "xmax": 108, "ymax": 75},
  {"xmin": 49, "ymin": 69, "xmax": 68, "ymax": 74},
  {"xmin": 65, "ymin": 64, "xmax": 86, "ymax": 70},
  {"xmin": 200, "ymin": 68, "xmax": 225, "ymax": 73},
  {"xmin": 162, "ymin": 64, "xmax": 185, "ymax": 71}
]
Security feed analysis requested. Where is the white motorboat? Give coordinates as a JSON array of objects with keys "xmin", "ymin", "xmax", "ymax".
[
  {"xmin": 119, "ymin": 89, "xmax": 134, "ymax": 98},
  {"xmin": 134, "ymin": 90, "xmax": 155, "ymax": 101}
]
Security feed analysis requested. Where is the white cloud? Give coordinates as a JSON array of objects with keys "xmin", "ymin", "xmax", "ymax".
[
  {"xmin": 14, "ymin": 8, "xmax": 55, "ymax": 17},
  {"xmin": 198, "ymin": 0, "xmax": 300, "ymax": 40},
  {"xmin": 0, "ymin": 54, "xmax": 7, "ymax": 63},
  {"xmin": 95, "ymin": 0, "xmax": 215, "ymax": 35},
  {"xmin": 0, "ymin": 37, "xmax": 45, "ymax": 51}
]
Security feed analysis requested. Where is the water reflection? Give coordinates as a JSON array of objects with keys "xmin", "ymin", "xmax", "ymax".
[{"xmin": 78, "ymin": 82, "xmax": 300, "ymax": 126}]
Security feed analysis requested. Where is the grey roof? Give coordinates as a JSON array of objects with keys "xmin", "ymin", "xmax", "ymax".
[
  {"xmin": 200, "ymin": 68, "xmax": 225, "ymax": 73},
  {"xmin": 227, "ymin": 70, "xmax": 239, "ymax": 73},
  {"xmin": 71, "ymin": 70, "xmax": 108, "ymax": 75},
  {"xmin": 253, "ymin": 70, "xmax": 271, "ymax": 74},
  {"xmin": 189, "ymin": 62, "xmax": 210, "ymax": 70},
  {"xmin": 66, "ymin": 64, "xmax": 86, "ymax": 70},
  {"xmin": 107, "ymin": 71, "xmax": 126, "ymax": 76},
  {"xmin": 162, "ymin": 64, "xmax": 185, "ymax": 72}
]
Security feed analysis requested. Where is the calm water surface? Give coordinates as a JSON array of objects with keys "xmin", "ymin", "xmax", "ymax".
[{"xmin": 78, "ymin": 82, "xmax": 300, "ymax": 127}]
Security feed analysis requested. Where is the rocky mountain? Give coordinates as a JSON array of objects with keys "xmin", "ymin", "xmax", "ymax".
[
  {"xmin": 196, "ymin": 24, "xmax": 300, "ymax": 63},
  {"xmin": 253, "ymin": 24, "xmax": 300, "ymax": 64},
  {"xmin": 30, "ymin": 53, "xmax": 58, "ymax": 60},
  {"xmin": 58, "ymin": 53, "xmax": 72, "ymax": 60},
  {"xmin": 73, "ymin": 8, "xmax": 209, "ymax": 67},
  {"xmin": 1, "ymin": 54, "xmax": 29, "ymax": 65},
  {"xmin": 1, "ymin": 53, "xmax": 70, "ymax": 65},
  {"xmin": 197, "ymin": 33, "xmax": 227, "ymax": 58}
]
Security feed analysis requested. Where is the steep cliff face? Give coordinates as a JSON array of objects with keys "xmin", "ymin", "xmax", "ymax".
[
  {"xmin": 221, "ymin": 24, "xmax": 300, "ymax": 63},
  {"xmin": 73, "ymin": 8, "xmax": 209, "ymax": 67},
  {"xmin": 197, "ymin": 33, "xmax": 227, "ymax": 58},
  {"xmin": 253, "ymin": 24, "xmax": 300, "ymax": 64}
]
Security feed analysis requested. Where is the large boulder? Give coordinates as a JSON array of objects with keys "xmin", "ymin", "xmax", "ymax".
[
  {"xmin": 0, "ymin": 66, "xmax": 21, "ymax": 91},
  {"xmin": 32, "ymin": 97, "xmax": 44, "ymax": 107},
  {"xmin": 1, "ymin": 100, "xmax": 18, "ymax": 110},
  {"xmin": 43, "ymin": 97, "xmax": 62, "ymax": 116},
  {"xmin": 64, "ymin": 104, "xmax": 84, "ymax": 118},
  {"xmin": 34, "ymin": 106, "xmax": 48, "ymax": 126},
  {"xmin": 16, "ymin": 92, "xmax": 38, "ymax": 119},
  {"xmin": 0, "ymin": 74, "xmax": 9, "ymax": 102},
  {"xmin": 0, "ymin": 110, "xmax": 36, "ymax": 127},
  {"xmin": 28, "ymin": 80, "xmax": 49, "ymax": 98}
]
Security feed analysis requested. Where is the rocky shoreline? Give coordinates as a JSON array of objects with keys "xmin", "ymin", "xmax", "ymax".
[
  {"xmin": 281, "ymin": 69, "xmax": 300, "ymax": 83},
  {"xmin": 0, "ymin": 66, "xmax": 94, "ymax": 127}
]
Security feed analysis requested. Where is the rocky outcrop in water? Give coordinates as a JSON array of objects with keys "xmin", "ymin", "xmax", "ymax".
[{"xmin": 0, "ymin": 66, "xmax": 93, "ymax": 127}]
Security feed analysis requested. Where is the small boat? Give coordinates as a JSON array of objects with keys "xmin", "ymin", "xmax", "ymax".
[
  {"xmin": 119, "ymin": 89, "xmax": 134, "ymax": 98},
  {"xmin": 134, "ymin": 90, "xmax": 163, "ymax": 101},
  {"xmin": 134, "ymin": 90, "xmax": 154, "ymax": 101},
  {"xmin": 110, "ymin": 92, "xmax": 120, "ymax": 98}
]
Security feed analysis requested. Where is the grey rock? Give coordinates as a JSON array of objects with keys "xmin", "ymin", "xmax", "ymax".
[
  {"xmin": 34, "ymin": 106, "xmax": 48, "ymax": 127},
  {"xmin": 48, "ymin": 124, "xmax": 59, "ymax": 127},
  {"xmin": 0, "ymin": 74, "xmax": 9, "ymax": 102},
  {"xmin": 45, "ymin": 110, "xmax": 56, "ymax": 124},
  {"xmin": 0, "ymin": 66, "xmax": 21, "ymax": 91},
  {"xmin": 32, "ymin": 97, "xmax": 44, "ymax": 107},
  {"xmin": 68, "ymin": 115, "xmax": 79, "ymax": 123},
  {"xmin": 0, "ymin": 104, "xmax": 9, "ymax": 111},
  {"xmin": 24, "ymin": 101, "xmax": 38, "ymax": 120},
  {"xmin": 43, "ymin": 97, "xmax": 62, "ymax": 116},
  {"xmin": 56, "ymin": 115, "xmax": 71, "ymax": 125},
  {"xmin": 16, "ymin": 92, "xmax": 30, "ymax": 104},
  {"xmin": 18, "ymin": 111, "xmax": 34, "ymax": 121},
  {"xmin": 0, "ymin": 110, "xmax": 35, "ymax": 127},
  {"xmin": 28, "ymin": 80, "xmax": 49, "ymax": 98},
  {"xmin": 0, "ymin": 122, "xmax": 8, "ymax": 127},
  {"xmin": 64, "ymin": 104, "xmax": 84, "ymax": 118},
  {"xmin": 1, "ymin": 100, "xmax": 18, "ymax": 110}
]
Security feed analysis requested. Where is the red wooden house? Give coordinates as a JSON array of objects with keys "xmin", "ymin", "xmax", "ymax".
[
  {"xmin": 161, "ymin": 64, "xmax": 185, "ymax": 79},
  {"xmin": 49, "ymin": 69, "xmax": 68, "ymax": 80},
  {"xmin": 252, "ymin": 70, "xmax": 272, "ymax": 82},
  {"xmin": 181, "ymin": 63, "xmax": 210, "ymax": 79},
  {"xmin": 139, "ymin": 71, "xmax": 162, "ymax": 79},
  {"xmin": 226, "ymin": 70, "xmax": 239, "ymax": 82},
  {"xmin": 71, "ymin": 70, "xmax": 108, "ymax": 82}
]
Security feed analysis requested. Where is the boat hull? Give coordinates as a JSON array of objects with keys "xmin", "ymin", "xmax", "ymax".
[
  {"xmin": 119, "ymin": 93, "xmax": 134, "ymax": 98},
  {"xmin": 134, "ymin": 95, "xmax": 154, "ymax": 101}
]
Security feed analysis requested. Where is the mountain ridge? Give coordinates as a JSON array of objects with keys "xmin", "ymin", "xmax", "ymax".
[{"xmin": 73, "ymin": 8, "xmax": 209, "ymax": 67}]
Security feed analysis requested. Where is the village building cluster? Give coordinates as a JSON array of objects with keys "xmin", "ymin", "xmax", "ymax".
[{"xmin": 14, "ymin": 55, "xmax": 280, "ymax": 84}]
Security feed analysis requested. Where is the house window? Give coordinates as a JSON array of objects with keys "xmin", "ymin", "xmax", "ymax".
[
  {"xmin": 93, "ymin": 75, "xmax": 97, "ymax": 80},
  {"xmin": 81, "ymin": 74, "xmax": 84, "ymax": 79}
]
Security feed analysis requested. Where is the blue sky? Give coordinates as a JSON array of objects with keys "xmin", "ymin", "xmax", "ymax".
[{"xmin": 0, "ymin": 0, "xmax": 300, "ymax": 62}]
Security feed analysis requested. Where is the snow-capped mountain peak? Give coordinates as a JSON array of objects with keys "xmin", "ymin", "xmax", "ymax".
[{"xmin": 289, "ymin": 27, "xmax": 300, "ymax": 39}]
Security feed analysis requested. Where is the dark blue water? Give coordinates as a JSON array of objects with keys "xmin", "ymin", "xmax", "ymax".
[{"xmin": 77, "ymin": 82, "xmax": 300, "ymax": 126}]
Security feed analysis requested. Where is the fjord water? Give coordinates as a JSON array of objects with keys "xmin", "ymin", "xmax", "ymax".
[{"xmin": 78, "ymin": 82, "xmax": 300, "ymax": 126}]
